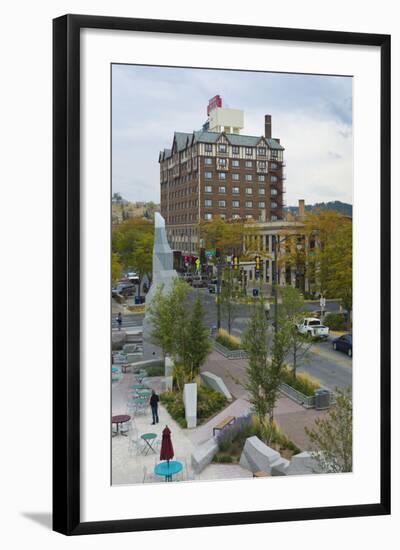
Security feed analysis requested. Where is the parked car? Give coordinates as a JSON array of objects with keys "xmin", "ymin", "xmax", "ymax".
[
  {"xmin": 119, "ymin": 285, "xmax": 135, "ymax": 297},
  {"xmin": 208, "ymin": 283, "xmax": 217, "ymax": 293},
  {"xmin": 191, "ymin": 276, "xmax": 209, "ymax": 288},
  {"xmin": 181, "ymin": 272, "xmax": 193, "ymax": 284},
  {"xmin": 297, "ymin": 318, "xmax": 330, "ymax": 339},
  {"xmin": 332, "ymin": 333, "xmax": 352, "ymax": 357}
]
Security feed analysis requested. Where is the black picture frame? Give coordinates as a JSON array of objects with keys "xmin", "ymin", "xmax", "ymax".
[{"xmin": 53, "ymin": 14, "xmax": 391, "ymax": 536}]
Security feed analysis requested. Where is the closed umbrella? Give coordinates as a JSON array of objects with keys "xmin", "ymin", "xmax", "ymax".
[{"xmin": 160, "ymin": 425, "xmax": 174, "ymax": 464}]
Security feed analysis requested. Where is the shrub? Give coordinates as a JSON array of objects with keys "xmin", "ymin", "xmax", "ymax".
[
  {"xmin": 281, "ymin": 367, "xmax": 320, "ymax": 396},
  {"xmin": 144, "ymin": 362, "xmax": 165, "ymax": 377},
  {"xmin": 216, "ymin": 329, "xmax": 242, "ymax": 350},
  {"xmin": 160, "ymin": 385, "xmax": 227, "ymax": 427},
  {"xmin": 214, "ymin": 414, "xmax": 300, "ymax": 463},
  {"xmin": 324, "ymin": 313, "xmax": 347, "ymax": 331},
  {"xmin": 197, "ymin": 385, "xmax": 227, "ymax": 420}
]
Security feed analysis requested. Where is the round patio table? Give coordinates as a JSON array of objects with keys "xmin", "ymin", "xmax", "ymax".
[
  {"xmin": 112, "ymin": 414, "xmax": 131, "ymax": 436},
  {"xmin": 132, "ymin": 384, "xmax": 146, "ymax": 390},
  {"xmin": 136, "ymin": 389, "xmax": 151, "ymax": 397},
  {"xmin": 141, "ymin": 433, "xmax": 157, "ymax": 455},
  {"xmin": 154, "ymin": 461, "xmax": 183, "ymax": 482}
]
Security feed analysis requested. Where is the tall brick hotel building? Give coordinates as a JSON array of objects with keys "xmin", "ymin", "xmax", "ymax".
[{"xmin": 159, "ymin": 96, "xmax": 285, "ymax": 254}]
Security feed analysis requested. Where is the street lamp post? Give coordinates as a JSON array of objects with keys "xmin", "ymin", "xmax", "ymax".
[
  {"xmin": 216, "ymin": 260, "xmax": 222, "ymax": 330},
  {"xmin": 272, "ymin": 232, "xmax": 303, "ymax": 333}
]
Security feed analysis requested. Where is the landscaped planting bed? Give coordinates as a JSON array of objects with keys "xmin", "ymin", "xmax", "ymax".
[
  {"xmin": 212, "ymin": 414, "xmax": 300, "ymax": 463},
  {"xmin": 160, "ymin": 384, "xmax": 227, "ymax": 428},
  {"xmin": 281, "ymin": 368, "xmax": 320, "ymax": 397},
  {"xmin": 215, "ymin": 329, "xmax": 242, "ymax": 350}
]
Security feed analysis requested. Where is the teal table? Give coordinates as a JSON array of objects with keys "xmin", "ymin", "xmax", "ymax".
[
  {"xmin": 136, "ymin": 389, "xmax": 151, "ymax": 397},
  {"xmin": 141, "ymin": 433, "xmax": 157, "ymax": 455},
  {"xmin": 154, "ymin": 461, "xmax": 183, "ymax": 482}
]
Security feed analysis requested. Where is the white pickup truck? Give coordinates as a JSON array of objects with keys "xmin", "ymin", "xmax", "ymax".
[{"xmin": 297, "ymin": 318, "xmax": 330, "ymax": 339}]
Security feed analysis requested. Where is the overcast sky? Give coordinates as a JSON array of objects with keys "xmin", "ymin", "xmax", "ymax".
[{"xmin": 112, "ymin": 64, "xmax": 352, "ymax": 206}]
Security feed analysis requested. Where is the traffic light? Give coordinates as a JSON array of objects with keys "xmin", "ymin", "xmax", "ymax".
[
  {"xmin": 233, "ymin": 255, "xmax": 239, "ymax": 270},
  {"xmin": 216, "ymin": 248, "xmax": 221, "ymax": 260},
  {"xmin": 255, "ymin": 255, "xmax": 263, "ymax": 280}
]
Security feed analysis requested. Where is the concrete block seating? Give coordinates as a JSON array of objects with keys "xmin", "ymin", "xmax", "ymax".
[
  {"xmin": 239, "ymin": 436, "xmax": 282, "ymax": 474},
  {"xmin": 201, "ymin": 371, "xmax": 233, "ymax": 401},
  {"xmin": 270, "ymin": 457, "xmax": 290, "ymax": 476},
  {"xmin": 183, "ymin": 383, "xmax": 197, "ymax": 428},
  {"xmin": 286, "ymin": 452, "xmax": 322, "ymax": 475},
  {"xmin": 191, "ymin": 437, "xmax": 219, "ymax": 473}
]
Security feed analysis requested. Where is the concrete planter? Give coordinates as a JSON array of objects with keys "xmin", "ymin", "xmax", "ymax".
[{"xmin": 213, "ymin": 341, "xmax": 248, "ymax": 360}]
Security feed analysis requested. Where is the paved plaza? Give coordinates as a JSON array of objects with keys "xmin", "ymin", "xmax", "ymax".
[
  {"xmin": 112, "ymin": 370, "xmax": 252, "ymax": 485},
  {"xmin": 112, "ymin": 350, "xmax": 328, "ymax": 485}
]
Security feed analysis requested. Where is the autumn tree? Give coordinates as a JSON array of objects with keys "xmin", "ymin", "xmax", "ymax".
[
  {"xmin": 282, "ymin": 210, "xmax": 352, "ymax": 324},
  {"xmin": 112, "ymin": 218, "xmax": 154, "ymax": 295},
  {"xmin": 111, "ymin": 252, "xmax": 122, "ymax": 284},
  {"xmin": 305, "ymin": 388, "xmax": 352, "ymax": 473},
  {"xmin": 199, "ymin": 217, "xmax": 244, "ymax": 258}
]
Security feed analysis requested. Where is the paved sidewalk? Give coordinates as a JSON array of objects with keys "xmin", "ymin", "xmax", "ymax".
[
  {"xmin": 202, "ymin": 352, "xmax": 328, "ymax": 451},
  {"xmin": 185, "ymin": 398, "xmax": 252, "ymax": 446}
]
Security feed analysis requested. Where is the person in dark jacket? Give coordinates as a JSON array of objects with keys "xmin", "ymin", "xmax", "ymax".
[
  {"xmin": 149, "ymin": 390, "xmax": 160, "ymax": 425},
  {"xmin": 116, "ymin": 312, "xmax": 122, "ymax": 331}
]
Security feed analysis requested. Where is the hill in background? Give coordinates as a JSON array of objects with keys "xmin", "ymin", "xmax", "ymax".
[{"xmin": 285, "ymin": 200, "xmax": 352, "ymax": 217}]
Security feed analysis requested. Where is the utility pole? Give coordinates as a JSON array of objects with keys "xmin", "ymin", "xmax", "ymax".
[
  {"xmin": 273, "ymin": 238, "xmax": 278, "ymax": 333},
  {"xmin": 216, "ymin": 261, "xmax": 222, "ymax": 330}
]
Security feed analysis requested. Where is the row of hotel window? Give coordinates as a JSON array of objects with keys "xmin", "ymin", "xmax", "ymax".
[
  {"xmin": 205, "ymin": 144, "xmax": 279, "ymax": 158},
  {"xmin": 204, "ymin": 213, "xmax": 279, "ymax": 221},
  {"xmin": 204, "ymin": 172, "xmax": 279, "ymax": 182},
  {"xmin": 204, "ymin": 158, "xmax": 278, "ymax": 169},
  {"xmin": 205, "ymin": 186, "xmax": 278, "ymax": 196},
  {"xmin": 204, "ymin": 200, "xmax": 278, "ymax": 208}
]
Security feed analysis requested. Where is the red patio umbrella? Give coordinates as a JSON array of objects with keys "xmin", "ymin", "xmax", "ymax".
[{"xmin": 160, "ymin": 425, "xmax": 174, "ymax": 464}]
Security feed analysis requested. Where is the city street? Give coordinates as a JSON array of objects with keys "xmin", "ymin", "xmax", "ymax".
[{"xmin": 112, "ymin": 289, "xmax": 352, "ymax": 391}]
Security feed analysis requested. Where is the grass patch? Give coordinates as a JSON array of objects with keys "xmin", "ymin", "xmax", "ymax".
[
  {"xmin": 215, "ymin": 328, "xmax": 242, "ymax": 350},
  {"xmin": 127, "ymin": 304, "xmax": 146, "ymax": 314},
  {"xmin": 160, "ymin": 384, "xmax": 227, "ymax": 428},
  {"xmin": 213, "ymin": 414, "xmax": 300, "ymax": 463},
  {"xmin": 281, "ymin": 367, "xmax": 321, "ymax": 397}
]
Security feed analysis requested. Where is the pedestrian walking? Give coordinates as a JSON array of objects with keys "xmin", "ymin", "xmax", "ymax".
[
  {"xmin": 150, "ymin": 389, "xmax": 160, "ymax": 425},
  {"xmin": 116, "ymin": 312, "xmax": 122, "ymax": 331},
  {"xmin": 264, "ymin": 300, "xmax": 270, "ymax": 320}
]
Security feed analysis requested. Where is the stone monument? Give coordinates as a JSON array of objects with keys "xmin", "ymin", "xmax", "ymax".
[{"xmin": 142, "ymin": 212, "xmax": 178, "ymax": 360}]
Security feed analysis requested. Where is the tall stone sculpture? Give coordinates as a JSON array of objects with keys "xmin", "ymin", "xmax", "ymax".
[{"xmin": 142, "ymin": 213, "xmax": 178, "ymax": 359}]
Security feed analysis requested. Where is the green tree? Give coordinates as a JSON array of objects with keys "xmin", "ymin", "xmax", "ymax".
[
  {"xmin": 242, "ymin": 301, "xmax": 270, "ymax": 432},
  {"xmin": 278, "ymin": 286, "xmax": 312, "ymax": 378},
  {"xmin": 242, "ymin": 301, "xmax": 289, "ymax": 443},
  {"xmin": 147, "ymin": 284, "xmax": 177, "ymax": 358},
  {"xmin": 148, "ymin": 279, "xmax": 211, "ymax": 388},
  {"xmin": 184, "ymin": 297, "xmax": 212, "ymax": 381},
  {"xmin": 305, "ymin": 388, "xmax": 352, "ymax": 473}
]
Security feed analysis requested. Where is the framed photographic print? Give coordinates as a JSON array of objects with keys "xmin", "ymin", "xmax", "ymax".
[{"xmin": 53, "ymin": 14, "xmax": 391, "ymax": 535}]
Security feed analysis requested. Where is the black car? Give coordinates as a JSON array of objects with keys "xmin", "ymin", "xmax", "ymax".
[{"xmin": 332, "ymin": 333, "xmax": 352, "ymax": 357}]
